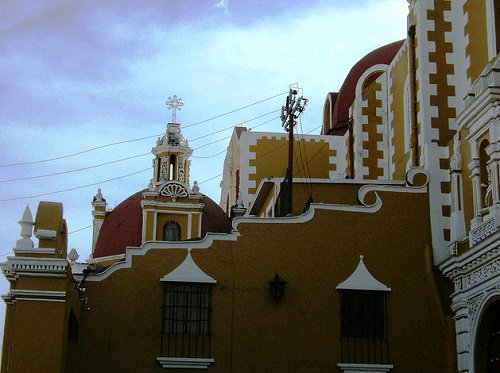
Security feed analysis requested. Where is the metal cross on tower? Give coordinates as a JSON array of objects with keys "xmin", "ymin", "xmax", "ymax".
[{"xmin": 165, "ymin": 95, "xmax": 184, "ymax": 123}]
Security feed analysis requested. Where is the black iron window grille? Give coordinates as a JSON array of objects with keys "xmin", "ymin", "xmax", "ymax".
[
  {"xmin": 161, "ymin": 282, "xmax": 212, "ymax": 358},
  {"xmin": 340, "ymin": 290, "xmax": 389, "ymax": 364}
]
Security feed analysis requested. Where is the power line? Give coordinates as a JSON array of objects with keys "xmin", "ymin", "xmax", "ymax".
[
  {"xmin": 0, "ymin": 111, "xmax": 280, "ymax": 183},
  {"xmin": 69, "ymin": 225, "xmax": 92, "ymax": 234},
  {"xmin": 0, "ymin": 124, "xmax": 322, "ymax": 202},
  {"xmin": 0, "ymin": 92, "xmax": 286, "ymax": 168},
  {"xmin": 0, "ymin": 153, "xmax": 150, "ymax": 182},
  {"xmin": 0, "ymin": 168, "xmax": 151, "ymax": 202},
  {"xmin": 183, "ymin": 93, "xmax": 286, "ymax": 129},
  {"xmin": 189, "ymin": 110, "xmax": 279, "ymax": 142}
]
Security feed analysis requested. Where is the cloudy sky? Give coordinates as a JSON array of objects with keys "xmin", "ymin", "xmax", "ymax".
[{"xmin": 0, "ymin": 0, "xmax": 408, "ymax": 337}]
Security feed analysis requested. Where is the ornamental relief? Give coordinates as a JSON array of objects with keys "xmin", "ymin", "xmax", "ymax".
[
  {"xmin": 160, "ymin": 158, "xmax": 169, "ymax": 182},
  {"xmin": 178, "ymin": 156, "xmax": 186, "ymax": 183},
  {"xmin": 159, "ymin": 182, "xmax": 189, "ymax": 201},
  {"xmin": 470, "ymin": 218, "xmax": 496, "ymax": 246},
  {"xmin": 467, "ymin": 293, "xmax": 485, "ymax": 326},
  {"xmin": 464, "ymin": 259, "xmax": 500, "ymax": 289}
]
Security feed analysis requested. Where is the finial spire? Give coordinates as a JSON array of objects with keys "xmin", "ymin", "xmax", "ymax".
[{"xmin": 165, "ymin": 95, "xmax": 184, "ymax": 123}]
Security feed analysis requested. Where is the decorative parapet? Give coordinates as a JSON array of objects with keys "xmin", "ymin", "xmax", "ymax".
[
  {"xmin": 469, "ymin": 217, "xmax": 497, "ymax": 247},
  {"xmin": 443, "ymin": 247, "xmax": 499, "ymax": 292},
  {"xmin": 1, "ymin": 257, "xmax": 68, "ymax": 280}
]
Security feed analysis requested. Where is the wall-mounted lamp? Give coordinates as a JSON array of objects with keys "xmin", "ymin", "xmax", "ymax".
[{"xmin": 269, "ymin": 272, "xmax": 287, "ymax": 302}]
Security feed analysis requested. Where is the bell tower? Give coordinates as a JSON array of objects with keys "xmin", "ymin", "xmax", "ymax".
[
  {"xmin": 152, "ymin": 96, "xmax": 192, "ymax": 187},
  {"xmin": 142, "ymin": 97, "xmax": 204, "ymax": 243}
]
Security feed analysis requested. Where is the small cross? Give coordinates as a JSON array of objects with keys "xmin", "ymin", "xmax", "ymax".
[{"xmin": 165, "ymin": 95, "xmax": 184, "ymax": 123}]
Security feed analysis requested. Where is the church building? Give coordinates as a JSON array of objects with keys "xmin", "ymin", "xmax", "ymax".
[{"xmin": 1, "ymin": 1, "xmax": 499, "ymax": 372}]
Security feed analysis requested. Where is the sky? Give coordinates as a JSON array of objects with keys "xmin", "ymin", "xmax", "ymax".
[{"xmin": 0, "ymin": 0, "xmax": 408, "ymax": 342}]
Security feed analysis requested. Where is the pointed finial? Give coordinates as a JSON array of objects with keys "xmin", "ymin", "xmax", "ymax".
[
  {"xmin": 360, "ymin": 255, "xmax": 364, "ymax": 260},
  {"xmin": 192, "ymin": 181, "xmax": 200, "ymax": 194},
  {"xmin": 93, "ymin": 188, "xmax": 106, "ymax": 204},
  {"xmin": 68, "ymin": 248, "xmax": 80, "ymax": 264},
  {"xmin": 148, "ymin": 179, "xmax": 155, "ymax": 191},
  {"xmin": 16, "ymin": 205, "xmax": 34, "ymax": 249}
]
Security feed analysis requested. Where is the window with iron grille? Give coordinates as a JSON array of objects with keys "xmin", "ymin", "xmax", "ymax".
[
  {"xmin": 163, "ymin": 221, "xmax": 181, "ymax": 241},
  {"xmin": 161, "ymin": 282, "xmax": 212, "ymax": 358},
  {"xmin": 340, "ymin": 290, "xmax": 389, "ymax": 364}
]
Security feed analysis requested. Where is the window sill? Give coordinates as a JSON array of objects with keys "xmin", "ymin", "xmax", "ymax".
[
  {"xmin": 337, "ymin": 363, "xmax": 393, "ymax": 373},
  {"xmin": 156, "ymin": 357, "xmax": 214, "ymax": 369}
]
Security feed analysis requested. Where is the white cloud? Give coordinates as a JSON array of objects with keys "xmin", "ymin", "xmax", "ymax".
[{"xmin": 213, "ymin": 0, "xmax": 228, "ymax": 10}]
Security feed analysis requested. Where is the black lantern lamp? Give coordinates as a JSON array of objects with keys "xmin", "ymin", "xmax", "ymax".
[{"xmin": 269, "ymin": 272, "xmax": 287, "ymax": 302}]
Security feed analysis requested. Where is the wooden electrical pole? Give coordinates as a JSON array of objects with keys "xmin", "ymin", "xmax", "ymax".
[{"xmin": 281, "ymin": 88, "xmax": 307, "ymax": 215}]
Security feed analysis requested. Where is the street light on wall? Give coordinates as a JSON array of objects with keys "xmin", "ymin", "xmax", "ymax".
[{"xmin": 269, "ymin": 273, "xmax": 287, "ymax": 302}]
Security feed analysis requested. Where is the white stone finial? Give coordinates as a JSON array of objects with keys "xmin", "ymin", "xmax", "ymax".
[
  {"xmin": 148, "ymin": 179, "xmax": 155, "ymax": 191},
  {"xmin": 68, "ymin": 248, "xmax": 80, "ymax": 264},
  {"xmin": 192, "ymin": 181, "xmax": 200, "ymax": 194},
  {"xmin": 166, "ymin": 95, "xmax": 184, "ymax": 123},
  {"xmin": 93, "ymin": 188, "xmax": 106, "ymax": 204},
  {"xmin": 236, "ymin": 196, "xmax": 243, "ymax": 207},
  {"xmin": 16, "ymin": 205, "xmax": 34, "ymax": 249}
]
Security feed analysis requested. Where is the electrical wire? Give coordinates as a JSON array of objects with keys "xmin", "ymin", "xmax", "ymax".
[
  {"xmin": 69, "ymin": 225, "xmax": 92, "ymax": 234},
  {"xmin": 189, "ymin": 110, "xmax": 278, "ymax": 142},
  {"xmin": 0, "ymin": 168, "xmax": 151, "ymax": 202},
  {"xmin": 0, "ymin": 153, "xmax": 150, "ymax": 182},
  {"xmin": 0, "ymin": 92, "xmax": 286, "ymax": 168},
  {"xmin": 0, "ymin": 111, "xmax": 279, "ymax": 183},
  {"xmin": 182, "ymin": 92, "xmax": 286, "ymax": 129},
  {"xmin": 0, "ymin": 124, "xmax": 323, "ymax": 201}
]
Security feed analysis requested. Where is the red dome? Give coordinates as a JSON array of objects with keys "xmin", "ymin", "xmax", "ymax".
[
  {"xmin": 93, "ymin": 191, "xmax": 231, "ymax": 258},
  {"xmin": 329, "ymin": 40, "xmax": 404, "ymax": 135}
]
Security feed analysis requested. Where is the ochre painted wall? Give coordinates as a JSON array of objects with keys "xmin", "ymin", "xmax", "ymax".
[
  {"xmin": 248, "ymin": 136, "xmax": 336, "ymax": 195},
  {"xmin": 68, "ymin": 187, "xmax": 456, "ymax": 373}
]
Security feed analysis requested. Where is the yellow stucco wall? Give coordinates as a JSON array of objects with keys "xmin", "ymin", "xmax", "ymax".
[
  {"xmin": 248, "ymin": 136, "xmax": 336, "ymax": 195},
  {"xmin": 390, "ymin": 44, "xmax": 410, "ymax": 179},
  {"xmin": 67, "ymin": 186, "xmax": 455, "ymax": 373},
  {"xmin": 464, "ymin": 0, "xmax": 489, "ymax": 82}
]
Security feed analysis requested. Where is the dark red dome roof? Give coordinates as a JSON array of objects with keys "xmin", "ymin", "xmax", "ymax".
[
  {"xmin": 329, "ymin": 40, "xmax": 404, "ymax": 135},
  {"xmin": 93, "ymin": 191, "xmax": 231, "ymax": 258}
]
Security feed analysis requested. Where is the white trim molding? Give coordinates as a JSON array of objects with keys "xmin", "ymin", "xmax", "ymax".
[
  {"xmin": 337, "ymin": 363, "xmax": 393, "ymax": 372},
  {"xmin": 1, "ymin": 257, "xmax": 68, "ymax": 280},
  {"xmin": 2, "ymin": 289, "xmax": 66, "ymax": 304},
  {"xmin": 156, "ymin": 357, "xmax": 214, "ymax": 369},
  {"xmin": 13, "ymin": 247, "xmax": 56, "ymax": 255}
]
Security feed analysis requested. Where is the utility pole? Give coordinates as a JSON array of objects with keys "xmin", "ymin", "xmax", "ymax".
[{"xmin": 280, "ymin": 87, "xmax": 308, "ymax": 215}]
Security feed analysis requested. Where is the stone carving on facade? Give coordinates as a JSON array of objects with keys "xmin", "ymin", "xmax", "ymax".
[
  {"xmin": 470, "ymin": 217, "xmax": 496, "ymax": 246},
  {"xmin": 450, "ymin": 133, "xmax": 462, "ymax": 172},
  {"xmin": 448, "ymin": 241, "xmax": 458, "ymax": 257},
  {"xmin": 178, "ymin": 156, "xmax": 186, "ymax": 182},
  {"xmin": 159, "ymin": 158, "xmax": 168, "ymax": 182},
  {"xmin": 454, "ymin": 277, "xmax": 462, "ymax": 292},
  {"xmin": 467, "ymin": 293, "xmax": 486, "ymax": 327},
  {"xmin": 483, "ymin": 165, "xmax": 493, "ymax": 207},
  {"xmin": 159, "ymin": 182, "xmax": 189, "ymax": 201},
  {"xmin": 464, "ymin": 259, "xmax": 500, "ymax": 289}
]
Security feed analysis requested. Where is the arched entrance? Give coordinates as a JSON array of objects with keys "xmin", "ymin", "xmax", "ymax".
[{"xmin": 475, "ymin": 300, "xmax": 500, "ymax": 373}]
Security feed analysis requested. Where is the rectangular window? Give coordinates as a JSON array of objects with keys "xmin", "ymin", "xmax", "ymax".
[
  {"xmin": 340, "ymin": 290, "xmax": 389, "ymax": 364},
  {"xmin": 161, "ymin": 283, "xmax": 212, "ymax": 358},
  {"xmin": 341, "ymin": 290, "xmax": 385, "ymax": 338}
]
